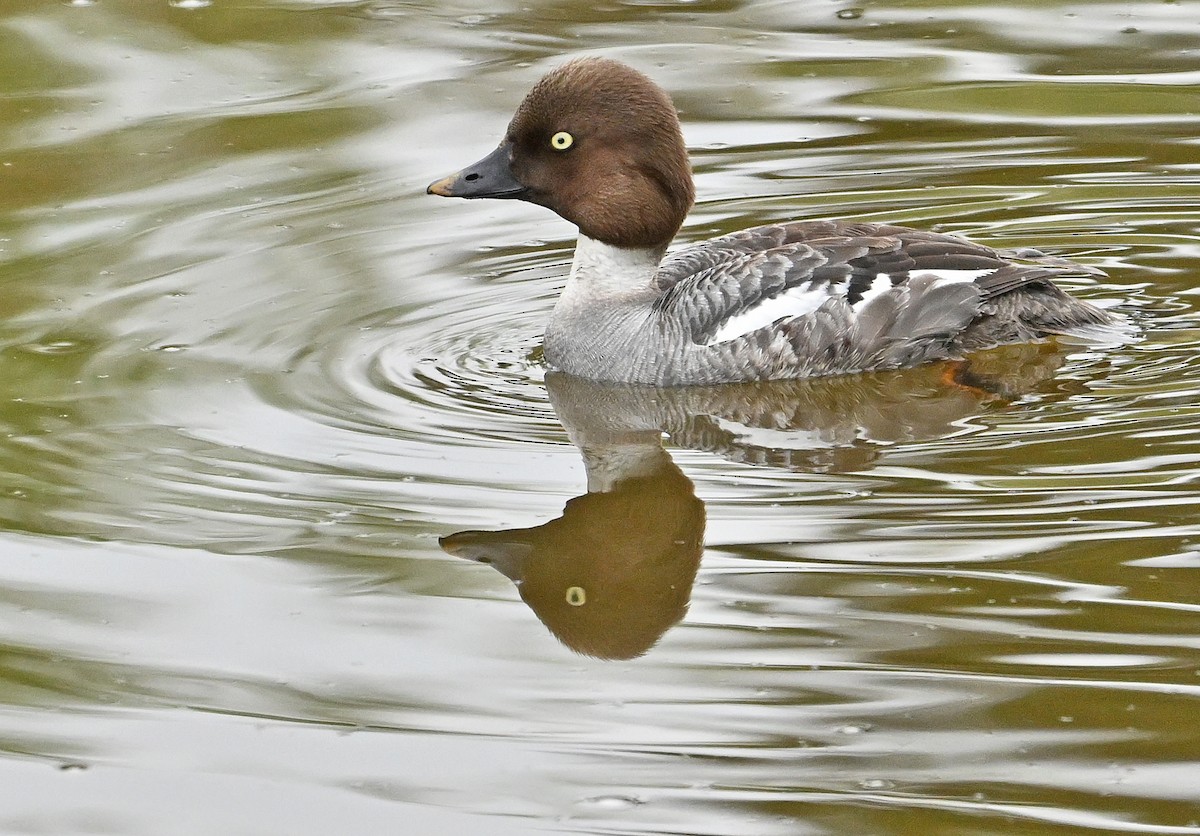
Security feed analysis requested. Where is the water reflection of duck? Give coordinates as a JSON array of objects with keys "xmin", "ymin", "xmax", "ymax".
[
  {"xmin": 441, "ymin": 440, "xmax": 703, "ymax": 661},
  {"xmin": 442, "ymin": 344, "xmax": 1073, "ymax": 658}
]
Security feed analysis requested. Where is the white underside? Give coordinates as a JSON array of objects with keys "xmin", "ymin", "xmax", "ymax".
[{"xmin": 709, "ymin": 268, "xmax": 993, "ymax": 344}]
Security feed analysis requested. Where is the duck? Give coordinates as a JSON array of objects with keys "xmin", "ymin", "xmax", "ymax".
[{"xmin": 427, "ymin": 57, "xmax": 1126, "ymax": 386}]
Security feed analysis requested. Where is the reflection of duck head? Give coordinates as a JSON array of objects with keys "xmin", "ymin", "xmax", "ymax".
[
  {"xmin": 441, "ymin": 439, "xmax": 703, "ymax": 660},
  {"xmin": 443, "ymin": 344, "xmax": 1073, "ymax": 658}
]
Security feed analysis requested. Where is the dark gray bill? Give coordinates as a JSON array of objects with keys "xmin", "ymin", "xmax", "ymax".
[{"xmin": 426, "ymin": 143, "xmax": 526, "ymax": 199}]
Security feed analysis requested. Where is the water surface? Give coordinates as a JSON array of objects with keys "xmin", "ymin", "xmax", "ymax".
[{"xmin": 1, "ymin": 1, "xmax": 1199, "ymax": 833}]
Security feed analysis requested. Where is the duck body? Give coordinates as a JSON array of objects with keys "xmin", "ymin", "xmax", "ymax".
[{"xmin": 428, "ymin": 58, "xmax": 1125, "ymax": 386}]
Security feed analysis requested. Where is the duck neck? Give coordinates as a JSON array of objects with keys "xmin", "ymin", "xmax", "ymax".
[
  {"xmin": 544, "ymin": 234, "xmax": 668, "ymax": 381},
  {"xmin": 557, "ymin": 234, "xmax": 666, "ymax": 313}
]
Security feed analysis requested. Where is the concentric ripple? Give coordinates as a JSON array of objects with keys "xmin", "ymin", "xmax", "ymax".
[{"xmin": 276, "ymin": 277, "xmax": 561, "ymax": 448}]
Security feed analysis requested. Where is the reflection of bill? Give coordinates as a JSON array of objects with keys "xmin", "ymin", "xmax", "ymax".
[{"xmin": 443, "ymin": 344, "xmax": 1073, "ymax": 659}]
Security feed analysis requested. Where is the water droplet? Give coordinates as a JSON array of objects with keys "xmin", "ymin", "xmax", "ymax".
[
  {"xmin": 168, "ymin": 0, "xmax": 212, "ymax": 7},
  {"xmin": 365, "ymin": 4, "xmax": 407, "ymax": 19},
  {"xmin": 836, "ymin": 7, "xmax": 864, "ymax": 19},
  {"xmin": 838, "ymin": 723, "xmax": 871, "ymax": 735},
  {"xmin": 576, "ymin": 794, "xmax": 643, "ymax": 810},
  {"xmin": 21, "ymin": 339, "xmax": 81, "ymax": 355},
  {"xmin": 155, "ymin": 344, "xmax": 188, "ymax": 353}
]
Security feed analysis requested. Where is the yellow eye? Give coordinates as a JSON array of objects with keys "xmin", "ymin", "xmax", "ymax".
[
  {"xmin": 565, "ymin": 586, "xmax": 586, "ymax": 606},
  {"xmin": 550, "ymin": 131, "xmax": 574, "ymax": 151}
]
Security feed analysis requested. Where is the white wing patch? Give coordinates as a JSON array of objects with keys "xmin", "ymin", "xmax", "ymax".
[
  {"xmin": 707, "ymin": 269, "xmax": 995, "ymax": 344},
  {"xmin": 710, "ymin": 283, "xmax": 831, "ymax": 344},
  {"xmin": 916, "ymin": 268, "xmax": 994, "ymax": 286},
  {"xmin": 850, "ymin": 274, "xmax": 894, "ymax": 311},
  {"xmin": 849, "ymin": 270, "xmax": 993, "ymax": 312}
]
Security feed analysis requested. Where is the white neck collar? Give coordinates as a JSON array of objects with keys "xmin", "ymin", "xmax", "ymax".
[{"xmin": 560, "ymin": 234, "xmax": 664, "ymax": 306}]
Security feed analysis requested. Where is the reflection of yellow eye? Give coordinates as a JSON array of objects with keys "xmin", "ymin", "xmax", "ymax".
[
  {"xmin": 550, "ymin": 131, "xmax": 574, "ymax": 151},
  {"xmin": 565, "ymin": 586, "xmax": 586, "ymax": 606}
]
